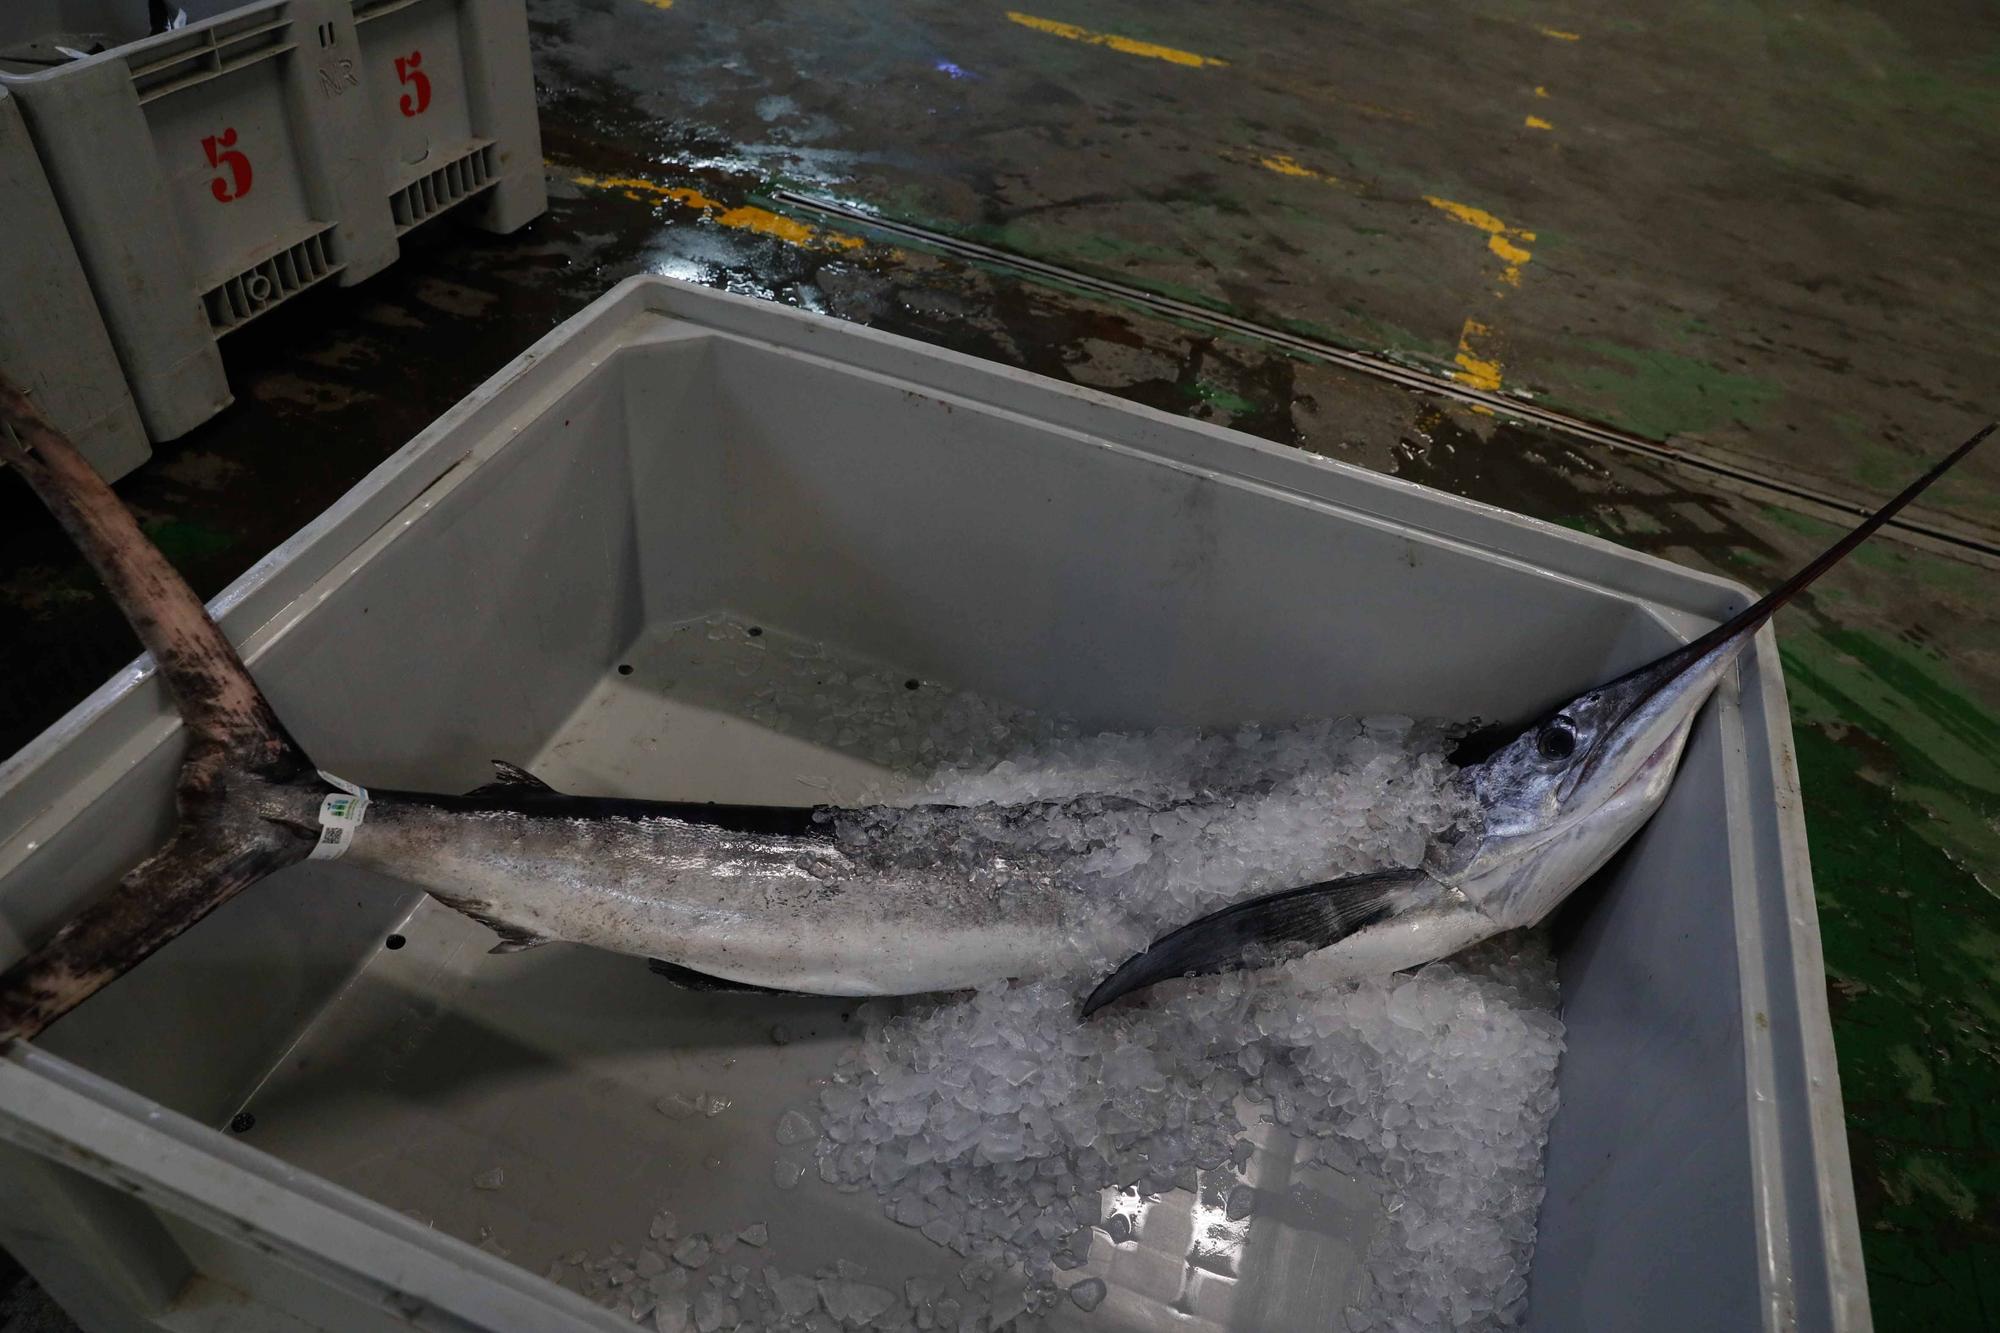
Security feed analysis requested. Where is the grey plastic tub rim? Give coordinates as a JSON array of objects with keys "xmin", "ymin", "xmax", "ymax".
[
  {"xmin": 0, "ymin": 275, "xmax": 1866, "ymax": 1331},
  {"xmin": 0, "ymin": 1043, "xmax": 633, "ymax": 1331}
]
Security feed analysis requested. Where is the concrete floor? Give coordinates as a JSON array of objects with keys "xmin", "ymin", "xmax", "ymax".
[{"xmin": 2, "ymin": 1, "xmax": 1997, "ymax": 1328}]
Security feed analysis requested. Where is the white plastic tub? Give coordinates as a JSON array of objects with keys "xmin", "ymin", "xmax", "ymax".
[{"xmin": 0, "ymin": 277, "xmax": 1866, "ymax": 1331}]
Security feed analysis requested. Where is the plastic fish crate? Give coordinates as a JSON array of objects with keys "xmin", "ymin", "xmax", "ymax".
[
  {"xmin": 0, "ymin": 277, "xmax": 1866, "ymax": 1332},
  {"xmin": 0, "ymin": 85, "xmax": 150, "ymax": 481},
  {"xmin": 349, "ymin": 0, "xmax": 544, "ymax": 237},
  {"xmin": 0, "ymin": 0, "xmax": 544, "ymax": 448}
]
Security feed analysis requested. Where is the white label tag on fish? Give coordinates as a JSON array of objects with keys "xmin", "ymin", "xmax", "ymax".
[{"xmin": 308, "ymin": 771, "xmax": 369, "ymax": 861}]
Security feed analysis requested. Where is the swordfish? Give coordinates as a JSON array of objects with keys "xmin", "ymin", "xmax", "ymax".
[{"xmin": 0, "ymin": 374, "xmax": 1987, "ymax": 1042}]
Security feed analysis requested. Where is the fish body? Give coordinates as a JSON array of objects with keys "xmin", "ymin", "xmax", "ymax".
[
  {"xmin": 341, "ymin": 782, "xmax": 1097, "ymax": 994},
  {"xmin": 0, "ymin": 365, "xmax": 1987, "ymax": 1043}
]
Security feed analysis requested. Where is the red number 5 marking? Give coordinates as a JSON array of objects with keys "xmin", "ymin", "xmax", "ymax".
[
  {"xmin": 202, "ymin": 128, "xmax": 252, "ymax": 202},
  {"xmin": 395, "ymin": 50, "xmax": 431, "ymax": 116}
]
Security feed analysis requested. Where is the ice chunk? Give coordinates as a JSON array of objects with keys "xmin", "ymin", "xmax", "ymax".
[
  {"xmin": 775, "ymin": 1109, "xmax": 818, "ymax": 1145},
  {"xmin": 692, "ymin": 1289, "xmax": 735, "ymax": 1332},
  {"xmin": 1068, "ymin": 1277, "xmax": 1108, "ymax": 1312},
  {"xmin": 656, "ymin": 1094, "xmax": 700, "ymax": 1120},
  {"xmin": 817, "ymin": 1279, "xmax": 896, "ymax": 1324},
  {"xmin": 654, "ymin": 1298, "xmax": 691, "ymax": 1333},
  {"xmin": 739, "ymin": 1223, "xmax": 768, "ymax": 1247},
  {"xmin": 769, "ymin": 1270, "xmax": 820, "ymax": 1318},
  {"xmin": 673, "ymin": 1235, "xmax": 712, "ymax": 1268},
  {"xmin": 471, "ymin": 1167, "xmax": 505, "ymax": 1191}
]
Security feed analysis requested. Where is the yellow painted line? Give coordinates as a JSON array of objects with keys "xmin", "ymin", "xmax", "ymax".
[
  {"xmin": 1534, "ymin": 84, "xmax": 1551, "ymax": 98},
  {"xmin": 1424, "ymin": 197, "xmax": 1517, "ymax": 237},
  {"xmin": 1258, "ymin": 153, "xmax": 1339, "ymax": 184},
  {"xmin": 1424, "ymin": 195, "xmax": 1537, "ymax": 286},
  {"xmin": 1340, "ymin": 98, "xmax": 1417, "ymax": 123},
  {"xmin": 1453, "ymin": 318, "xmax": 1504, "ymax": 391},
  {"xmin": 1525, "ymin": 115, "xmax": 1554, "ymax": 130},
  {"xmin": 572, "ymin": 173, "xmax": 866, "ymax": 251},
  {"xmin": 1489, "ymin": 233, "xmax": 1532, "ymax": 268},
  {"xmin": 1538, "ymin": 26, "xmax": 1580, "ymax": 40},
  {"xmin": 1004, "ymin": 12, "xmax": 1226, "ymax": 67},
  {"xmin": 638, "ymin": 0, "xmax": 672, "ymax": 8}
]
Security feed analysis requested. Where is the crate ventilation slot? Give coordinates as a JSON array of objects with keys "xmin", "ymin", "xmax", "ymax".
[
  {"xmin": 131, "ymin": 9, "xmax": 295, "ymax": 103},
  {"xmin": 202, "ymin": 224, "xmax": 340, "ymax": 333},
  {"xmin": 354, "ymin": 0, "xmax": 427, "ymax": 21},
  {"xmin": 390, "ymin": 142, "xmax": 497, "ymax": 233}
]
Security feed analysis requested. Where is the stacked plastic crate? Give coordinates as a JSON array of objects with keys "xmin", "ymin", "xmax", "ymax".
[
  {"xmin": 0, "ymin": 85, "xmax": 150, "ymax": 480},
  {"xmin": 0, "ymin": 0, "xmax": 546, "ymax": 479}
]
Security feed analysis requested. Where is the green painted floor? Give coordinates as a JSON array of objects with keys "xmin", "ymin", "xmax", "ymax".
[{"xmin": 2, "ymin": 1, "xmax": 1997, "ymax": 1328}]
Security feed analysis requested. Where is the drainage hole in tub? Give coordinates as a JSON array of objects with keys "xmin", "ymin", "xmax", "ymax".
[{"xmin": 385, "ymin": 934, "xmax": 406, "ymax": 950}]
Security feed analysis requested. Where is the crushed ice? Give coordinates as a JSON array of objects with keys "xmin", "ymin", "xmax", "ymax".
[
  {"xmin": 807, "ymin": 690, "xmax": 1562, "ymax": 1329},
  {"xmin": 556, "ymin": 621, "xmax": 1565, "ymax": 1330}
]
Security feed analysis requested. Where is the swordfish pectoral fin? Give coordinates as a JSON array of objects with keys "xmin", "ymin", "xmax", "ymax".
[{"xmin": 1080, "ymin": 868, "xmax": 1438, "ymax": 1018}]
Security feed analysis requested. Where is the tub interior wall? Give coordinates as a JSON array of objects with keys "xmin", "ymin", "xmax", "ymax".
[
  {"xmin": 693, "ymin": 337, "xmax": 1670, "ymax": 730},
  {"xmin": 1537, "ymin": 718, "xmax": 1762, "ymax": 1329},
  {"xmin": 3, "ymin": 328, "xmax": 1770, "ymax": 1330}
]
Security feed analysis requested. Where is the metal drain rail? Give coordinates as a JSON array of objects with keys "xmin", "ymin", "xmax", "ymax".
[{"xmin": 773, "ymin": 189, "xmax": 2000, "ymax": 566}]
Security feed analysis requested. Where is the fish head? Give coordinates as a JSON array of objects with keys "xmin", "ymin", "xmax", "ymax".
[
  {"xmin": 1468, "ymin": 612, "xmax": 1753, "ymax": 832},
  {"xmin": 1446, "ymin": 621, "xmax": 1753, "ymax": 926},
  {"xmin": 1442, "ymin": 421, "xmax": 1994, "ymax": 928}
]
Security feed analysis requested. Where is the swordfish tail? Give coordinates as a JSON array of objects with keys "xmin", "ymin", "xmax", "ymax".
[{"xmin": 0, "ymin": 378, "xmax": 325, "ymax": 1044}]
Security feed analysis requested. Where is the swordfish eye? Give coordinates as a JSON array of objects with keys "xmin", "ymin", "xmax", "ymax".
[{"xmin": 1536, "ymin": 717, "xmax": 1579, "ymax": 761}]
